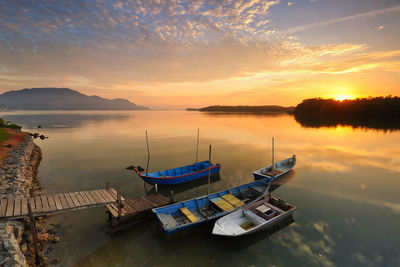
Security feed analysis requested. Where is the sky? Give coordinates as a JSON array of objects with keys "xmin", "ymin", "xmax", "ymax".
[{"xmin": 0, "ymin": 0, "xmax": 399, "ymax": 109}]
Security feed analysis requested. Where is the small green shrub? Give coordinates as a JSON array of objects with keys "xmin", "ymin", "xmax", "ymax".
[
  {"xmin": 0, "ymin": 128, "xmax": 10, "ymax": 142},
  {"xmin": 6, "ymin": 123, "xmax": 22, "ymax": 131},
  {"xmin": 0, "ymin": 118, "xmax": 22, "ymax": 131}
]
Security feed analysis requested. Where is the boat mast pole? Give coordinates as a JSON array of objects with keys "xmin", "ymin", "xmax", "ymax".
[
  {"xmin": 145, "ymin": 130, "xmax": 150, "ymax": 175},
  {"xmin": 195, "ymin": 128, "xmax": 199, "ymax": 163},
  {"xmin": 271, "ymin": 137, "xmax": 275, "ymax": 171},
  {"xmin": 268, "ymin": 174, "xmax": 275, "ymax": 197},
  {"xmin": 206, "ymin": 144, "xmax": 211, "ymax": 221}
]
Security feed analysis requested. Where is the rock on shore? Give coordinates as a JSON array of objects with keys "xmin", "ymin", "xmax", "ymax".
[{"xmin": 0, "ymin": 134, "xmax": 42, "ymax": 266}]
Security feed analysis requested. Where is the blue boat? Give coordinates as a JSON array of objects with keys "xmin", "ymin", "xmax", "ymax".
[
  {"xmin": 252, "ymin": 155, "xmax": 296, "ymax": 181},
  {"xmin": 152, "ymin": 178, "xmax": 270, "ymax": 235},
  {"xmin": 133, "ymin": 161, "xmax": 221, "ymax": 185}
]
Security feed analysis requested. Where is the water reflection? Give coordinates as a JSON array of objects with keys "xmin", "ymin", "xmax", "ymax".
[
  {"xmin": 145, "ymin": 173, "xmax": 221, "ymax": 196},
  {"xmin": 294, "ymin": 114, "xmax": 400, "ymax": 132},
  {"xmin": 2, "ymin": 110, "xmax": 399, "ymax": 266},
  {"xmin": 0, "ymin": 111, "xmax": 130, "ymax": 129}
]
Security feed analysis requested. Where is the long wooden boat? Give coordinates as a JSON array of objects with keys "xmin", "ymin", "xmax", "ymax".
[
  {"xmin": 252, "ymin": 155, "xmax": 296, "ymax": 180},
  {"xmin": 132, "ymin": 161, "xmax": 221, "ymax": 185},
  {"xmin": 152, "ymin": 179, "xmax": 270, "ymax": 235},
  {"xmin": 212, "ymin": 196, "xmax": 296, "ymax": 237}
]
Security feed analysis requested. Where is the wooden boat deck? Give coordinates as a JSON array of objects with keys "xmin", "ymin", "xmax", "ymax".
[
  {"xmin": 179, "ymin": 207, "xmax": 198, "ymax": 222},
  {"xmin": 0, "ymin": 188, "xmax": 123, "ymax": 220},
  {"xmin": 221, "ymin": 194, "xmax": 245, "ymax": 208},
  {"xmin": 262, "ymin": 169, "xmax": 283, "ymax": 176},
  {"xmin": 210, "ymin": 197, "xmax": 235, "ymax": 211}
]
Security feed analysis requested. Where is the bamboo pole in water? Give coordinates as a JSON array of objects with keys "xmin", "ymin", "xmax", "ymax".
[
  {"xmin": 206, "ymin": 144, "xmax": 211, "ymax": 221},
  {"xmin": 145, "ymin": 130, "xmax": 150, "ymax": 175},
  {"xmin": 195, "ymin": 128, "xmax": 200, "ymax": 163},
  {"xmin": 271, "ymin": 137, "xmax": 275, "ymax": 170}
]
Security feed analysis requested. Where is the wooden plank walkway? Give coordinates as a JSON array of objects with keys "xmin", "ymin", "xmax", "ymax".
[
  {"xmin": 105, "ymin": 193, "xmax": 171, "ymax": 221},
  {"xmin": 0, "ymin": 188, "xmax": 123, "ymax": 220}
]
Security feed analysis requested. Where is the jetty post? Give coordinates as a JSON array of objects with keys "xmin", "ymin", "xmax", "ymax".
[
  {"xmin": 117, "ymin": 193, "xmax": 122, "ymax": 219},
  {"xmin": 27, "ymin": 200, "xmax": 40, "ymax": 265},
  {"xmin": 106, "ymin": 182, "xmax": 112, "ymax": 221}
]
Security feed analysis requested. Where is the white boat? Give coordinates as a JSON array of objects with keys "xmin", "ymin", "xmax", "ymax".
[
  {"xmin": 252, "ymin": 155, "xmax": 296, "ymax": 180},
  {"xmin": 212, "ymin": 196, "xmax": 296, "ymax": 237}
]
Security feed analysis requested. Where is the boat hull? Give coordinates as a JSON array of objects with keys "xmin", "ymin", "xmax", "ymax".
[
  {"xmin": 140, "ymin": 165, "xmax": 221, "ymax": 185},
  {"xmin": 252, "ymin": 155, "xmax": 296, "ymax": 180},
  {"xmin": 212, "ymin": 197, "xmax": 296, "ymax": 237},
  {"xmin": 152, "ymin": 179, "xmax": 271, "ymax": 235},
  {"xmin": 134, "ymin": 161, "xmax": 221, "ymax": 185}
]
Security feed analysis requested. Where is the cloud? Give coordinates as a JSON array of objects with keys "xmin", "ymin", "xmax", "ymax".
[
  {"xmin": 0, "ymin": 0, "xmax": 281, "ymax": 49},
  {"xmin": 0, "ymin": 0, "xmax": 399, "ymax": 108},
  {"xmin": 273, "ymin": 222, "xmax": 335, "ymax": 267},
  {"xmin": 0, "ymin": 0, "xmax": 295, "ymax": 85},
  {"xmin": 282, "ymin": 5, "xmax": 400, "ymax": 34}
]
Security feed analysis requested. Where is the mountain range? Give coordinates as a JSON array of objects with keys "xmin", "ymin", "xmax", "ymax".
[{"xmin": 0, "ymin": 88, "xmax": 148, "ymax": 110}]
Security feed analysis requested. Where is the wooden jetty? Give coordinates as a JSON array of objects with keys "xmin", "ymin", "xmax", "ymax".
[
  {"xmin": 106, "ymin": 193, "xmax": 171, "ymax": 233},
  {"xmin": 0, "ymin": 184, "xmax": 171, "ymax": 263},
  {"xmin": 0, "ymin": 188, "xmax": 123, "ymax": 220}
]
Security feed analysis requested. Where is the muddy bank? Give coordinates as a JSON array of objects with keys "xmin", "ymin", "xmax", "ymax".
[{"xmin": 0, "ymin": 134, "xmax": 42, "ymax": 266}]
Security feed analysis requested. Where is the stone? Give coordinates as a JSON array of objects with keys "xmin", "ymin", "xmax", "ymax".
[
  {"xmin": 20, "ymin": 243, "xmax": 27, "ymax": 254},
  {"xmin": 0, "ymin": 136, "xmax": 42, "ymax": 267},
  {"xmin": 37, "ymin": 233, "xmax": 50, "ymax": 243},
  {"xmin": 51, "ymin": 257, "xmax": 61, "ymax": 264}
]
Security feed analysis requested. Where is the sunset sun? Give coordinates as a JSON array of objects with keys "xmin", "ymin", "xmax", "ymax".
[{"xmin": 334, "ymin": 95, "xmax": 354, "ymax": 101}]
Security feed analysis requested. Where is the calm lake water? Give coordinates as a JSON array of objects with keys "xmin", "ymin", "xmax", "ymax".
[{"xmin": 1, "ymin": 110, "xmax": 400, "ymax": 267}]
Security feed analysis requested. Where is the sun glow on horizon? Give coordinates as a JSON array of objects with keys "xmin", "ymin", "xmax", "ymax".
[{"xmin": 334, "ymin": 95, "xmax": 355, "ymax": 101}]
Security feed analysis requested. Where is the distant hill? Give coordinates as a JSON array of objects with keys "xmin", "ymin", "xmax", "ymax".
[
  {"xmin": 0, "ymin": 88, "xmax": 149, "ymax": 110},
  {"xmin": 198, "ymin": 105, "xmax": 294, "ymax": 114}
]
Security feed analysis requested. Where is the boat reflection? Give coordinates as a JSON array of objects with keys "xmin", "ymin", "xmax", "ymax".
[{"xmin": 145, "ymin": 173, "xmax": 221, "ymax": 196}]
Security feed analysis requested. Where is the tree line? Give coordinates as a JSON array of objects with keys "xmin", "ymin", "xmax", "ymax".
[
  {"xmin": 199, "ymin": 105, "xmax": 294, "ymax": 114},
  {"xmin": 294, "ymin": 96, "xmax": 400, "ymax": 131}
]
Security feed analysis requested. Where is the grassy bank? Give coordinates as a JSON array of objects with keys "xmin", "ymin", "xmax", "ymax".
[{"xmin": 0, "ymin": 128, "xmax": 10, "ymax": 142}]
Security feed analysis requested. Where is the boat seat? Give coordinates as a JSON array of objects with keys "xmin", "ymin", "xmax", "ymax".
[
  {"xmin": 179, "ymin": 207, "xmax": 198, "ymax": 222},
  {"xmin": 244, "ymin": 210, "xmax": 267, "ymax": 225},
  {"xmin": 262, "ymin": 169, "xmax": 283, "ymax": 176},
  {"xmin": 158, "ymin": 213, "xmax": 178, "ymax": 228},
  {"xmin": 221, "ymin": 194, "xmax": 245, "ymax": 208},
  {"xmin": 263, "ymin": 202, "xmax": 285, "ymax": 213},
  {"xmin": 210, "ymin": 197, "xmax": 235, "ymax": 211},
  {"xmin": 249, "ymin": 186, "xmax": 265, "ymax": 194}
]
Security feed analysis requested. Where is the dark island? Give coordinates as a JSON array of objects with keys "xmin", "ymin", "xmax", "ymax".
[
  {"xmin": 0, "ymin": 88, "xmax": 149, "ymax": 110},
  {"xmin": 294, "ymin": 96, "xmax": 400, "ymax": 131},
  {"xmin": 198, "ymin": 105, "xmax": 295, "ymax": 114}
]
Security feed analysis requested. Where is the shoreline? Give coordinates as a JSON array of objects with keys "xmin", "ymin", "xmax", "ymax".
[{"xmin": 0, "ymin": 132, "xmax": 53, "ymax": 266}]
